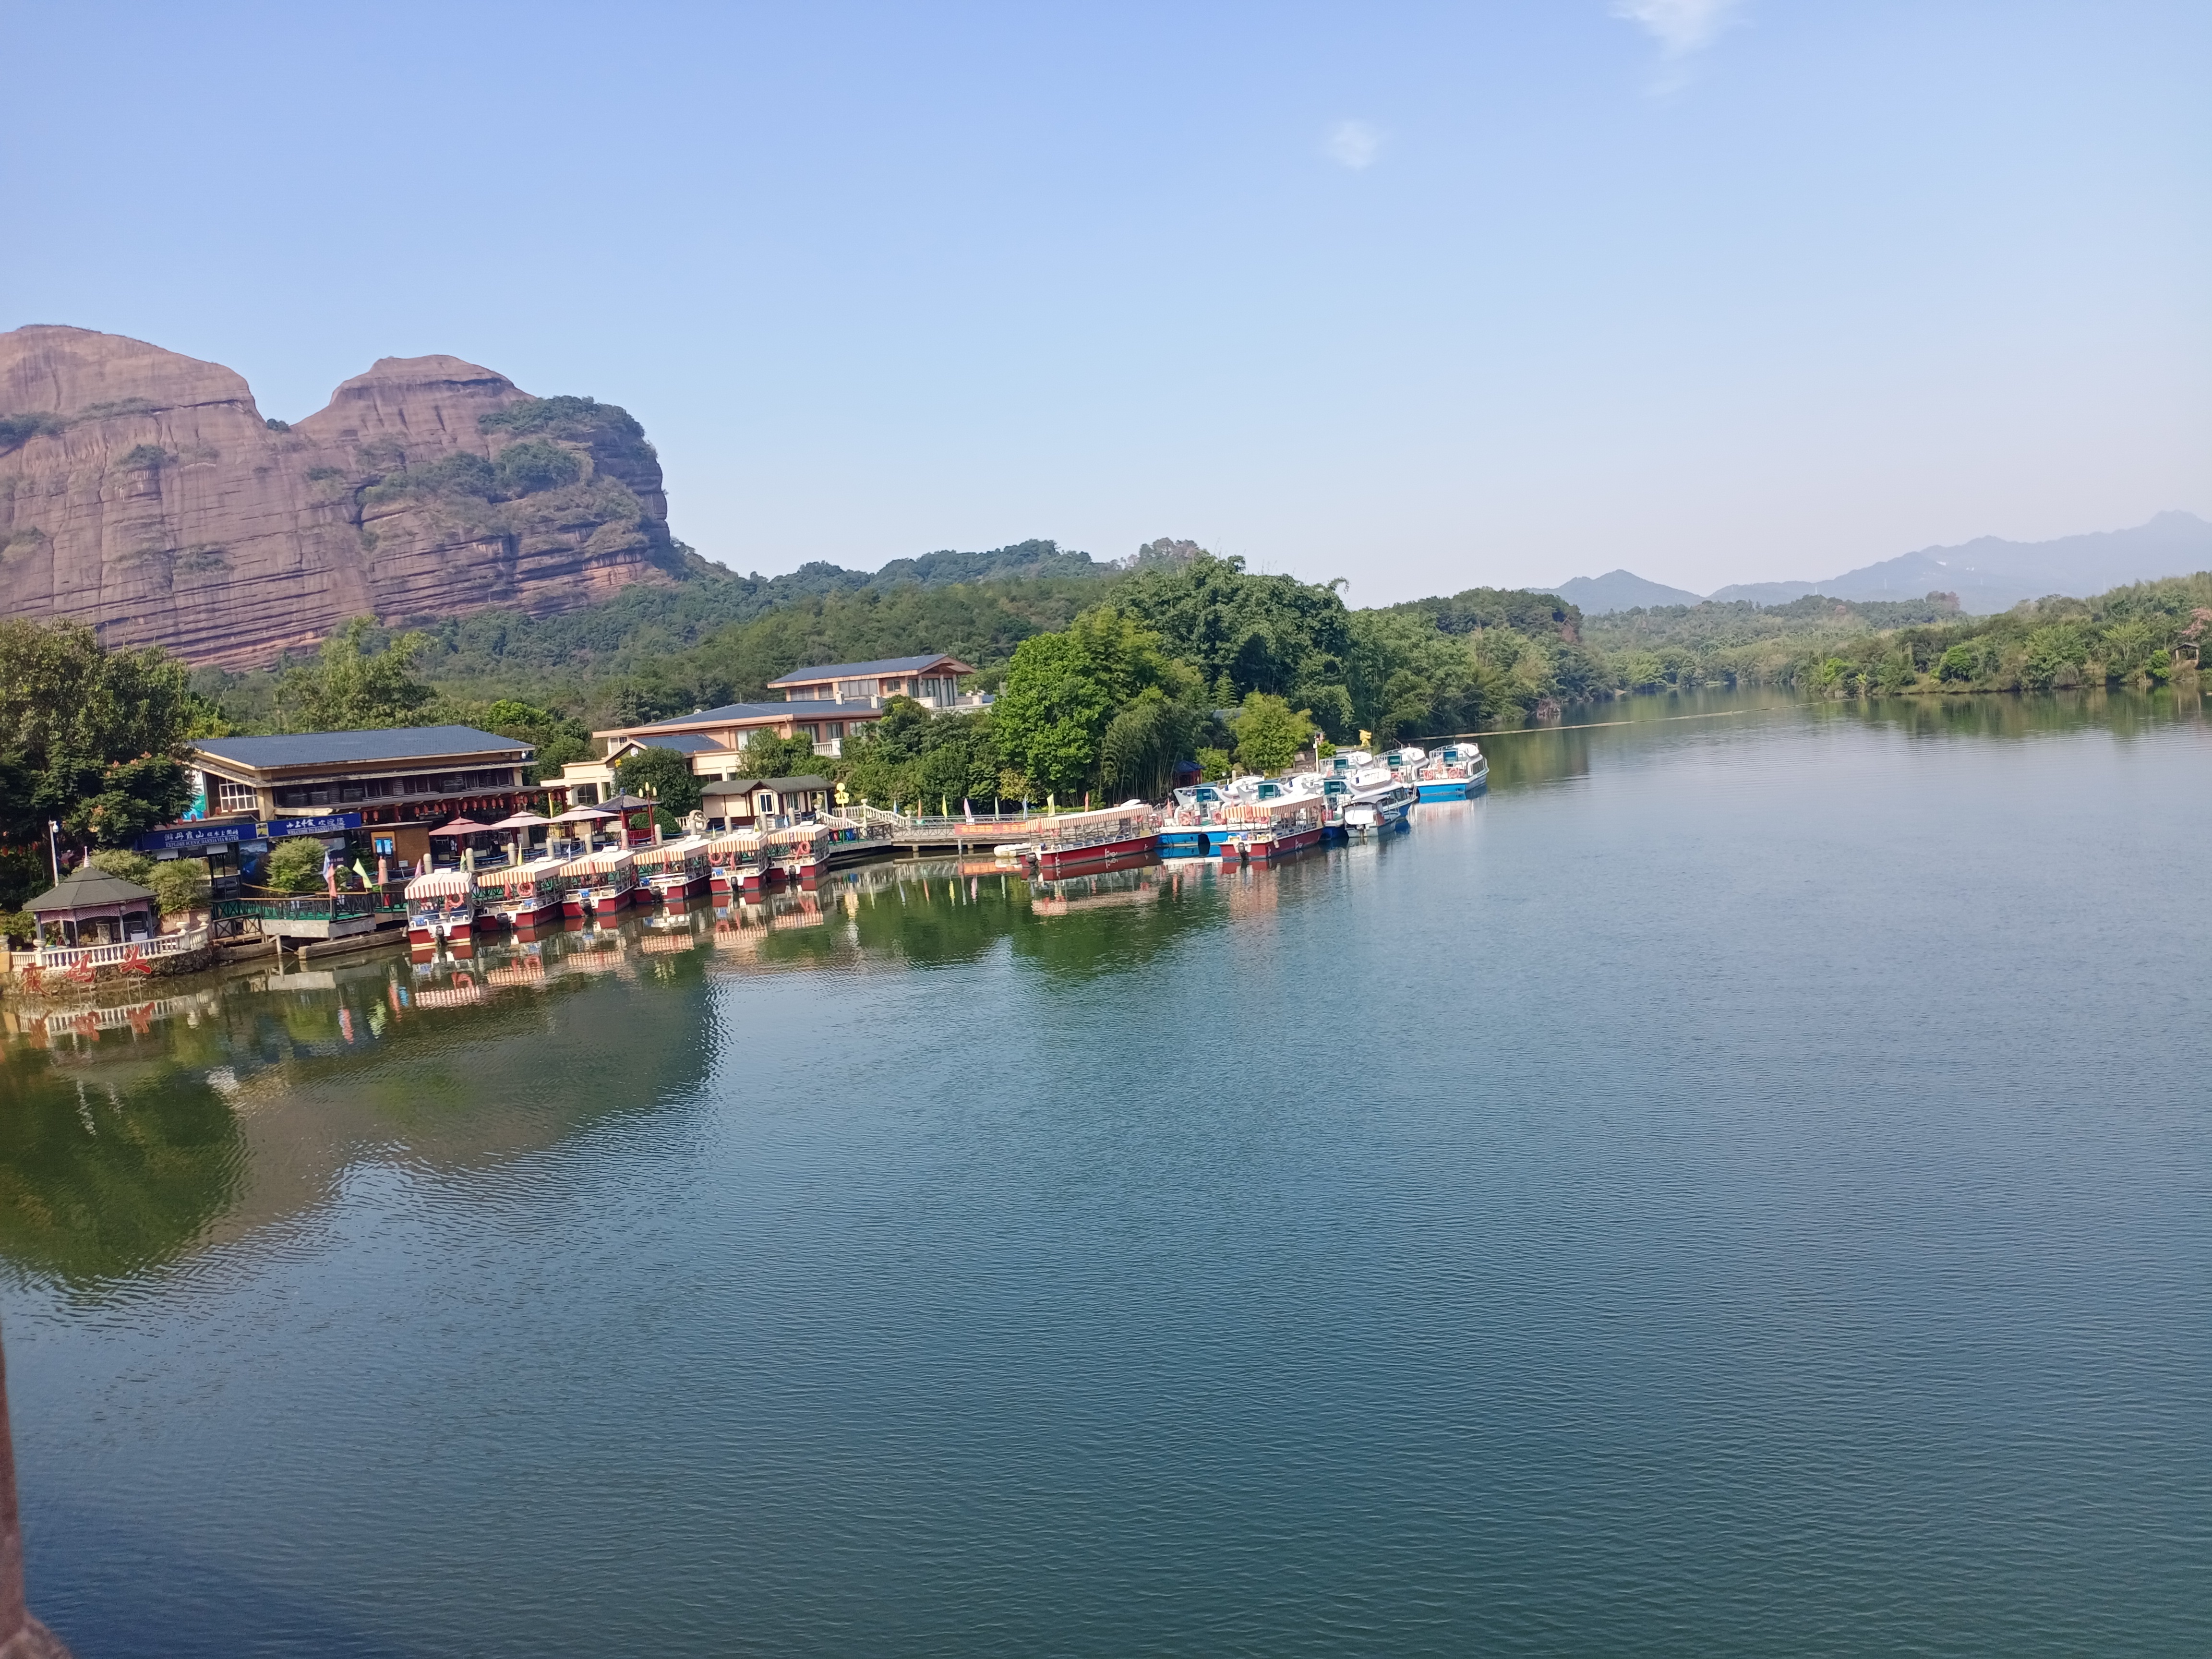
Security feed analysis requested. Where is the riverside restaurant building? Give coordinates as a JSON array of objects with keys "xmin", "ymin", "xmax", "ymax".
[{"xmin": 155, "ymin": 726, "xmax": 538, "ymax": 883}]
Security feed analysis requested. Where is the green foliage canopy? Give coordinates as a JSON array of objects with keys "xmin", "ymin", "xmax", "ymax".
[{"xmin": 615, "ymin": 746, "xmax": 704, "ymax": 819}]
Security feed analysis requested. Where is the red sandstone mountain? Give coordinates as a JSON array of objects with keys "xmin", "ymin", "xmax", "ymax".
[{"xmin": 0, "ymin": 326, "xmax": 683, "ymax": 667}]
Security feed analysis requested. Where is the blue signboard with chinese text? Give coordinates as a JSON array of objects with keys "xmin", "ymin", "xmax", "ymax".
[
  {"xmin": 267, "ymin": 813, "xmax": 364, "ymax": 838},
  {"xmin": 136, "ymin": 821, "xmax": 252, "ymax": 853}
]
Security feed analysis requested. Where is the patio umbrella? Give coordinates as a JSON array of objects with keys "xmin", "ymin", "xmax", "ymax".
[
  {"xmin": 491, "ymin": 809, "xmax": 551, "ymax": 865},
  {"xmin": 431, "ymin": 818, "xmax": 494, "ymax": 836},
  {"xmin": 550, "ymin": 805, "xmax": 615, "ymax": 823}
]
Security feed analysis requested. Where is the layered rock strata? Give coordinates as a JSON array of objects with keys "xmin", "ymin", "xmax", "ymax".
[{"xmin": 0, "ymin": 326, "xmax": 682, "ymax": 667}]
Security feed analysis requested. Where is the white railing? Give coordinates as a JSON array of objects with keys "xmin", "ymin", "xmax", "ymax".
[{"xmin": 35, "ymin": 923, "xmax": 211, "ymax": 972}]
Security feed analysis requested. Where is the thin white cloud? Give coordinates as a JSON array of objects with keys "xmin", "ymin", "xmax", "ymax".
[
  {"xmin": 1324, "ymin": 120, "xmax": 1383, "ymax": 170},
  {"xmin": 1611, "ymin": 0, "xmax": 1744, "ymax": 80}
]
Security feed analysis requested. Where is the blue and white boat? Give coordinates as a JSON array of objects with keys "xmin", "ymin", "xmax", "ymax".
[
  {"xmin": 1342, "ymin": 766, "xmax": 1414, "ymax": 835},
  {"xmin": 1413, "ymin": 741, "xmax": 1489, "ymax": 801},
  {"xmin": 1162, "ymin": 784, "xmax": 1229, "ymax": 857}
]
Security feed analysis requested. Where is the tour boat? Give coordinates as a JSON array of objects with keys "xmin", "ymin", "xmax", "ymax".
[
  {"xmin": 1161, "ymin": 784, "xmax": 1229, "ymax": 858},
  {"xmin": 634, "ymin": 835, "xmax": 712, "ymax": 903},
  {"xmin": 1212, "ymin": 793, "xmax": 1327, "ymax": 863},
  {"xmin": 1025, "ymin": 803, "xmax": 1162, "ymax": 878},
  {"xmin": 560, "ymin": 847, "xmax": 637, "ymax": 919},
  {"xmin": 765, "ymin": 823, "xmax": 832, "ymax": 887},
  {"xmin": 473, "ymin": 859, "xmax": 566, "ymax": 930},
  {"xmin": 706, "ymin": 830, "xmax": 766, "ymax": 897},
  {"xmin": 404, "ymin": 868, "xmax": 475, "ymax": 946},
  {"xmin": 1342, "ymin": 766, "xmax": 1415, "ymax": 835},
  {"xmin": 1414, "ymin": 741, "xmax": 1489, "ymax": 801}
]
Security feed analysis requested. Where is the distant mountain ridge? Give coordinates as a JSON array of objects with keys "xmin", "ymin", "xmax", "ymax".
[
  {"xmin": 1707, "ymin": 513, "xmax": 2212, "ymax": 613},
  {"xmin": 1555, "ymin": 512, "xmax": 2212, "ymax": 615},
  {"xmin": 1552, "ymin": 570, "xmax": 1705, "ymax": 614}
]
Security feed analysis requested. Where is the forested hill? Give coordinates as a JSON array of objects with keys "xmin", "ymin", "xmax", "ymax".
[{"xmin": 275, "ymin": 539, "xmax": 1114, "ymax": 718}]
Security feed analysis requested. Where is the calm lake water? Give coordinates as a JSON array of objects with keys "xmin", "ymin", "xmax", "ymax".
[{"xmin": 4, "ymin": 689, "xmax": 2209, "ymax": 1657}]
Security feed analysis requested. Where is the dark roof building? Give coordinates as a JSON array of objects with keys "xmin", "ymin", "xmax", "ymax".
[
  {"xmin": 701, "ymin": 775, "xmax": 836, "ymax": 827},
  {"xmin": 766, "ymin": 654, "xmax": 976, "ymax": 704},
  {"xmin": 180, "ymin": 725, "xmax": 537, "ymax": 836},
  {"xmin": 592, "ymin": 700, "xmax": 872, "ymax": 762}
]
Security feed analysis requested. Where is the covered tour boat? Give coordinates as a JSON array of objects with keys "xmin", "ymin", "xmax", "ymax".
[
  {"xmin": 1213, "ymin": 793, "xmax": 1328, "ymax": 862},
  {"xmin": 1024, "ymin": 803, "xmax": 1162, "ymax": 878},
  {"xmin": 404, "ymin": 867, "xmax": 475, "ymax": 946},
  {"xmin": 766, "ymin": 823, "xmax": 832, "ymax": 887},
  {"xmin": 634, "ymin": 835, "xmax": 712, "ymax": 903},
  {"xmin": 706, "ymin": 830, "xmax": 767, "ymax": 897},
  {"xmin": 560, "ymin": 847, "xmax": 637, "ymax": 919},
  {"xmin": 473, "ymin": 859, "xmax": 566, "ymax": 930}
]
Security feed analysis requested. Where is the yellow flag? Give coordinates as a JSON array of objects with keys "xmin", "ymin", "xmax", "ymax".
[{"xmin": 1358, "ymin": 729, "xmax": 1372, "ymax": 746}]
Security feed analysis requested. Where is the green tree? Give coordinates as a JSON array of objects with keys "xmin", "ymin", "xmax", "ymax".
[
  {"xmin": 1229, "ymin": 692, "xmax": 1315, "ymax": 775},
  {"xmin": 615, "ymin": 745, "xmax": 704, "ymax": 819},
  {"xmin": 0, "ymin": 618, "xmax": 210, "ymax": 900},
  {"xmin": 1098, "ymin": 691, "xmax": 1198, "ymax": 801},
  {"xmin": 480, "ymin": 697, "xmax": 592, "ymax": 782},
  {"xmin": 275, "ymin": 620, "xmax": 436, "ymax": 731},
  {"xmin": 264, "ymin": 837, "xmax": 328, "ymax": 894},
  {"xmin": 992, "ymin": 607, "xmax": 1179, "ymax": 796},
  {"xmin": 735, "ymin": 728, "xmax": 823, "ymax": 780}
]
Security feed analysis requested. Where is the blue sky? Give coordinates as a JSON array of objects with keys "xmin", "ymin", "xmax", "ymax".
[{"xmin": 5, "ymin": 1, "xmax": 2205, "ymax": 601}]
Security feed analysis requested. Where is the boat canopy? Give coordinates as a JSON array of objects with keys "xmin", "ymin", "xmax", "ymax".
[
  {"xmin": 1224, "ymin": 794, "xmax": 1320, "ymax": 824},
  {"xmin": 635, "ymin": 836, "xmax": 709, "ymax": 871},
  {"xmin": 476, "ymin": 861, "xmax": 562, "ymax": 894},
  {"xmin": 404, "ymin": 868, "xmax": 474, "ymax": 901},
  {"xmin": 563, "ymin": 847, "xmax": 636, "ymax": 878},
  {"xmin": 706, "ymin": 830, "xmax": 763, "ymax": 860},
  {"xmin": 1023, "ymin": 804, "xmax": 1160, "ymax": 845}
]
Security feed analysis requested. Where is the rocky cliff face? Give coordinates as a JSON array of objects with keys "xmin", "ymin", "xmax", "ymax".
[{"xmin": 0, "ymin": 326, "xmax": 683, "ymax": 667}]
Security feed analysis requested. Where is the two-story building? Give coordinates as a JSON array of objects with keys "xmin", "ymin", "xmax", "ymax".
[
  {"xmin": 571, "ymin": 652, "xmax": 986, "ymax": 802},
  {"xmin": 765, "ymin": 653, "xmax": 979, "ymax": 709},
  {"xmin": 164, "ymin": 726, "xmax": 537, "ymax": 878}
]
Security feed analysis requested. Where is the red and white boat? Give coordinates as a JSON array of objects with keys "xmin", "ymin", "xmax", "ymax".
[
  {"xmin": 560, "ymin": 847, "xmax": 637, "ymax": 919},
  {"xmin": 707, "ymin": 830, "xmax": 766, "ymax": 897},
  {"xmin": 1024, "ymin": 803, "xmax": 1162, "ymax": 879},
  {"xmin": 474, "ymin": 860, "xmax": 566, "ymax": 930},
  {"xmin": 1213, "ymin": 794, "xmax": 1326, "ymax": 863},
  {"xmin": 635, "ymin": 836, "xmax": 711, "ymax": 903},
  {"xmin": 404, "ymin": 868, "xmax": 475, "ymax": 946}
]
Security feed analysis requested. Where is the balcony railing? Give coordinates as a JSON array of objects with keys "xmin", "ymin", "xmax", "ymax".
[{"xmin": 33, "ymin": 923, "xmax": 211, "ymax": 972}]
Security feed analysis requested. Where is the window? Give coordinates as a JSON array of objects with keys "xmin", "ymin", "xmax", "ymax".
[
  {"xmin": 338, "ymin": 784, "xmax": 365, "ymax": 803},
  {"xmin": 825, "ymin": 722, "xmax": 844, "ymax": 740},
  {"xmin": 217, "ymin": 780, "xmax": 256, "ymax": 814},
  {"xmin": 834, "ymin": 678, "xmax": 874, "ymax": 701}
]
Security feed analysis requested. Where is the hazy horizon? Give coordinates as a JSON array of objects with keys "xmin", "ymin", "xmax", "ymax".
[{"xmin": 6, "ymin": 2, "xmax": 2205, "ymax": 607}]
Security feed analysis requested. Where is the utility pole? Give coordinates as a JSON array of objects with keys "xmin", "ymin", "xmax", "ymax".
[{"xmin": 44, "ymin": 824, "xmax": 59, "ymax": 887}]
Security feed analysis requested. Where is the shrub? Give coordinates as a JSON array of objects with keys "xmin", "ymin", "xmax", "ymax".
[
  {"xmin": 493, "ymin": 440, "xmax": 582, "ymax": 497},
  {"xmin": 116, "ymin": 444, "xmax": 171, "ymax": 470},
  {"xmin": 0, "ymin": 412, "xmax": 65, "ymax": 454},
  {"xmin": 264, "ymin": 417, "xmax": 291, "ymax": 433}
]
